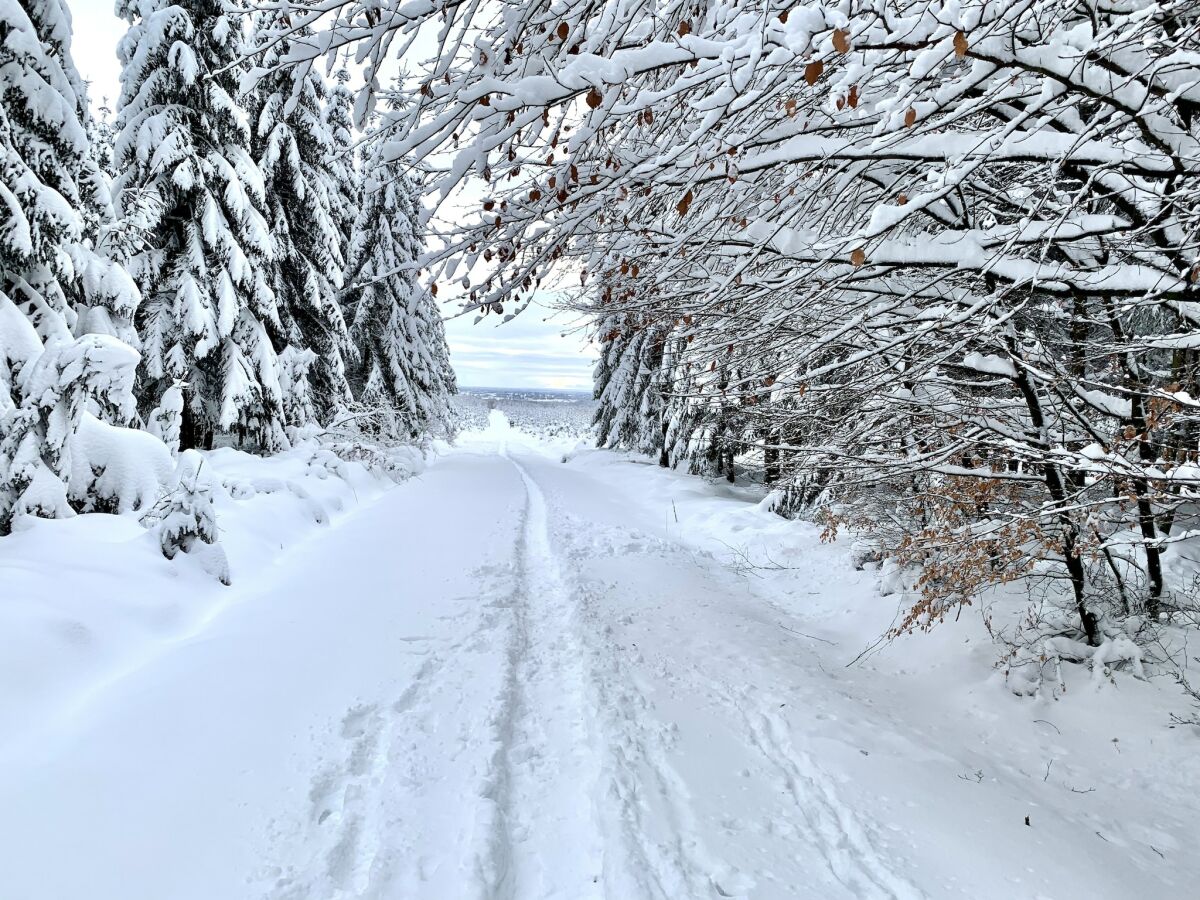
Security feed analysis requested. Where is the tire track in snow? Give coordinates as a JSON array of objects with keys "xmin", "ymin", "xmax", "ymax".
[
  {"xmin": 478, "ymin": 445, "xmax": 606, "ymax": 899},
  {"xmin": 524, "ymin": 465, "xmax": 728, "ymax": 899}
]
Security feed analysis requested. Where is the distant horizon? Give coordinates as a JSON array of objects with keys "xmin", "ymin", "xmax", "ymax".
[{"xmin": 456, "ymin": 385, "xmax": 594, "ymax": 396}]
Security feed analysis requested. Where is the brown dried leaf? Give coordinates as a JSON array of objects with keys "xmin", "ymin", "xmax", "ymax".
[
  {"xmin": 677, "ymin": 189, "xmax": 694, "ymax": 217},
  {"xmin": 851, "ymin": 248, "xmax": 866, "ymax": 266},
  {"xmin": 832, "ymin": 28, "xmax": 850, "ymax": 53},
  {"xmin": 904, "ymin": 106, "xmax": 917, "ymax": 127},
  {"xmin": 804, "ymin": 60, "xmax": 824, "ymax": 85},
  {"xmin": 556, "ymin": 22, "xmax": 569, "ymax": 41},
  {"xmin": 586, "ymin": 87, "xmax": 603, "ymax": 109},
  {"xmin": 678, "ymin": 20, "xmax": 691, "ymax": 37},
  {"xmin": 953, "ymin": 30, "xmax": 968, "ymax": 58}
]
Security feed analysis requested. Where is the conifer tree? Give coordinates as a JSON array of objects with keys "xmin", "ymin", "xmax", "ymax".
[
  {"xmin": 322, "ymin": 68, "xmax": 358, "ymax": 267},
  {"xmin": 0, "ymin": 0, "xmax": 144, "ymax": 529},
  {"xmin": 0, "ymin": 0, "xmax": 89, "ymax": 352},
  {"xmin": 113, "ymin": 0, "xmax": 285, "ymax": 451},
  {"xmin": 248, "ymin": 13, "xmax": 352, "ymax": 427},
  {"xmin": 594, "ymin": 318, "xmax": 665, "ymax": 457},
  {"xmin": 343, "ymin": 131, "xmax": 455, "ymax": 438}
]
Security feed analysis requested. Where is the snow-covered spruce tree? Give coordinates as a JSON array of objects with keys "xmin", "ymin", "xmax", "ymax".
[
  {"xmin": 592, "ymin": 309, "xmax": 668, "ymax": 461},
  {"xmin": 322, "ymin": 68, "xmax": 358, "ymax": 267},
  {"xmin": 0, "ymin": 0, "xmax": 154, "ymax": 533},
  {"xmin": 149, "ymin": 448, "xmax": 230, "ymax": 584},
  {"xmin": 343, "ymin": 133, "xmax": 455, "ymax": 438},
  {"xmin": 247, "ymin": 13, "xmax": 352, "ymax": 428},
  {"xmin": 113, "ymin": 0, "xmax": 286, "ymax": 452},
  {"xmin": 18, "ymin": 0, "xmax": 144, "ymax": 361},
  {"xmin": 0, "ymin": 0, "xmax": 88, "ymax": 353}
]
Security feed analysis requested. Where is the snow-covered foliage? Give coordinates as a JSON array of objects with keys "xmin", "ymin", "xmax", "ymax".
[
  {"xmin": 0, "ymin": 334, "xmax": 165, "ymax": 531},
  {"xmin": 275, "ymin": 0, "xmax": 1200, "ymax": 654},
  {"xmin": 147, "ymin": 448, "xmax": 230, "ymax": 584},
  {"xmin": 322, "ymin": 69, "xmax": 358, "ymax": 267},
  {"xmin": 0, "ymin": 0, "xmax": 86, "ymax": 348},
  {"xmin": 593, "ymin": 313, "xmax": 667, "ymax": 459},
  {"xmin": 0, "ymin": 0, "xmax": 152, "ymax": 534},
  {"xmin": 114, "ymin": 0, "xmax": 287, "ymax": 452},
  {"xmin": 0, "ymin": 0, "xmax": 458, "ymax": 549},
  {"xmin": 316, "ymin": 402, "xmax": 432, "ymax": 480},
  {"xmin": 342, "ymin": 113, "xmax": 456, "ymax": 438},
  {"xmin": 146, "ymin": 380, "xmax": 183, "ymax": 453},
  {"xmin": 246, "ymin": 11, "xmax": 353, "ymax": 424}
]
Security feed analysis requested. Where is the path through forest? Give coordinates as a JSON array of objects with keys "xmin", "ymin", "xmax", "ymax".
[{"xmin": 0, "ymin": 415, "xmax": 1194, "ymax": 900}]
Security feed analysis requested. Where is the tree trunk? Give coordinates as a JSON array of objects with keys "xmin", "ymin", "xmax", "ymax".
[
  {"xmin": 179, "ymin": 395, "xmax": 199, "ymax": 452},
  {"xmin": 764, "ymin": 438, "xmax": 780, "ymax": 484},
  {"xmin": 1009, "ymin": 343, "xmax": 1098, "ymax": 644}
]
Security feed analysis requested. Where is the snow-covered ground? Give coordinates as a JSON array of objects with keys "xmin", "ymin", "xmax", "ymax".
[{"xmin": 0, "ymin": 412, "xmax": 1196, "ymax": 899}]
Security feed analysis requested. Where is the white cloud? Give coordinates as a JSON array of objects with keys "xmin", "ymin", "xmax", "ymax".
[{"xmin": 443, "ymin": 298, "xmax": 594, "ymax": 390}]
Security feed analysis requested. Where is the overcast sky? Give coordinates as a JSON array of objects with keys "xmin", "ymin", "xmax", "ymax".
[{"xmin": 66, "ymin": 0, "xmax": 596, "ymax": 392}]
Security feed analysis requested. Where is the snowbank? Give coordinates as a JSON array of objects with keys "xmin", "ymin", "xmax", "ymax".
[{"xmin": 0, "ymin": 441, "xmax": 399, "ymax": 749}]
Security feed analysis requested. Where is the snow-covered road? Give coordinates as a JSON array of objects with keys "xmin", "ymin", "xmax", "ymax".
[{"xmin": 0, "ymin": 418, "xmax": 1195, "ymax": 900}]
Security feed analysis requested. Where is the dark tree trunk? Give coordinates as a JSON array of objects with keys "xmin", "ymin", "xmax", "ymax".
[
  {"xmin": 1008, "ymin": 342, "xmax": 1099, "ymax": 644},
  {"xmin": 179, "ymin": 395, "xmax": 199, "ymax": 452},
  {"xmin": 764, "ymin": 439, "xmax": 780, "ymax": 485}
]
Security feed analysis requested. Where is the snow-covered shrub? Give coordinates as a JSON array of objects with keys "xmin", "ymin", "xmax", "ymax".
[
  {"xmin": 68, "ymin": 413, "xmax": 174, "ymax": 514},
  {"xmin": 146, "ymin": 449, "xmax": 230, "ymax": 585},
  {"xmin": 0, "ymin": 334, "xmax": 153, "ymax": 532},
  {"xmin": 315, "ymin": 401, "xmax": 429, "ymax": 481},
  {"xmin": 1005, "ymin": 633, "xmax": 1147, "ymax": 699}
]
